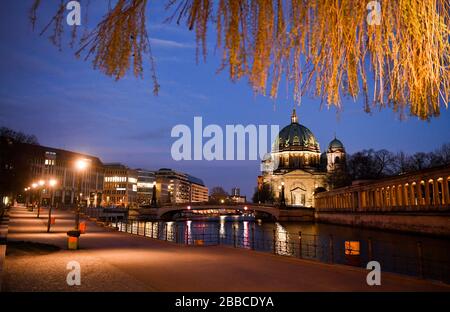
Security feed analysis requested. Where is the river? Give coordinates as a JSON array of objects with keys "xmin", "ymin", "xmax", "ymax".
[{"xmin": 116, "ymin": 216, "xmax": 450, "ymax": 284}]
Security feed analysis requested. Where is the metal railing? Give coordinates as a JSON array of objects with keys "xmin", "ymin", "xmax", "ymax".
[{"xmin": 106, "ymin": 219, "xmax": 449, "ymax": 284}]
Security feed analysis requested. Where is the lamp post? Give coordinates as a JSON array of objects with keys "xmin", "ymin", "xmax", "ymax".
[
  {"xmin": 279, "ymin": 182, "xmax": 286, "ymax": 208},
  {"xmin": 151, "ymin": 182, "xmax": 157, "ymax": 207},
  {"xmin": 37, "ymin": 180, "xmax": 45, "ymax": 218},
  {"xmin": 47, "ymin": 179, "xmax": 57, "ymax": 233},
  {"xmin": 31, "ymin": 183, "xmax": 38, "ymax": 211},
  {"xmin": 74, "ymin": 159, "xmax": 89, "ymax": 230}
]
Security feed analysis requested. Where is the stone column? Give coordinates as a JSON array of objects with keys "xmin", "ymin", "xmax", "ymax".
[
  {"xmin": 442, "ymin": 178, "xmax": 449, "ymax": 205},
  {"xmin": 424, "ymin": 180, "xmax": 431, "ymax": 207}
]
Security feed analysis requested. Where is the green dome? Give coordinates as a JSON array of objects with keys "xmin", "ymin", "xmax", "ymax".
[
  {"xmin": 328, "ymin": 138, "xmax": 345, "ymax": 151},
  {"xmin": 275, "ymin": 109, "xmax": 320, "ymax": 153}
]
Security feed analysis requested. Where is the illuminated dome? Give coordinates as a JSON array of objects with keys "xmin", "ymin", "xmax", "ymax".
[
  {"xmin": 275, "ymin": 109, "xmax": 320, "ymax": 153},
  {"xmin": 328, "ymin": 137, "xmax": 345, "ymax": 152}
]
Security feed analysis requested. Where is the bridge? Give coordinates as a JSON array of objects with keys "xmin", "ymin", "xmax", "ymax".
[{"xmin": 139, "ymin": 203, "xmax": 315, "ymax": 221}]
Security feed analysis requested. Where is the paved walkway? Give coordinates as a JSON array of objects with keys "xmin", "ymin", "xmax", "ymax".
[{"xmin": 2, "ymin": 205, "xmax": 449, "ymax": 292}]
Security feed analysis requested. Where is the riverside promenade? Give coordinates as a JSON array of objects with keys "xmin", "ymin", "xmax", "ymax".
[{"xmin": 2, "ymin": 205, "xmax": 449, "ymax": 292}]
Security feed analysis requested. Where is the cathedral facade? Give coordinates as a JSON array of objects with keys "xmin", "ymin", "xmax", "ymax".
[{"xmin": 259, "ymin": 109, "xmax": 346, "ymax": 207}]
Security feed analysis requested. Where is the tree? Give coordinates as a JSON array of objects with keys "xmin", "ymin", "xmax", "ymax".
[
  {"xmin": 0, "ymin": 127, "xmax": 39, "ymax": 199},
  {"xmin": 209, "ymin": 186, "xmax": 229, "ymax": 204},
  {"xmin": 252, "ymin": 183, "xmax": 274, "ymax": 204},
  {"xmin": 29, "ymin": 0, "xmax": 449, "ymax": 120},
  {"xmin": 0, "ymin": 127, "xmax": 39, "ymax": 145}
]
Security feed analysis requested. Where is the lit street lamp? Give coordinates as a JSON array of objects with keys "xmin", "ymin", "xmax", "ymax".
[
  {"xmin": 37, "ymin": 180, "xmax": 45, "ymax": 218},
  {"xmin": 31, "ymin": 183, "xmax": 38, "ymax": 211},
  {"xmin": 74, "ymin": 158, "xmax": 89, "ymax": 230},
  {"xmin": 47, "ymin": 179, "xmax": 57, "ymax": 233}
]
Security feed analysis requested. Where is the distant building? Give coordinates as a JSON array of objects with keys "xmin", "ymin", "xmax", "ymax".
[
  {"xmin": 155, "ymin": 168, "xmax": 208, "ymax": 204},
  {"xmin": 3, "ymin": 142, "xmax": 104, "ymax": 207},
  {"xmin": 230, "ymin": 187, "xmax": 246, "ymax": 203},
  {"xmin": 102, "ymin": 163, "xmax": 138, "ymax": 208},
  {"xmin": 188, "ymin": 175, "xmax": 209, "ymax": 202},
  {"xmin": 136, "ymin": 169, "xmax": 156, "ymax": 206},
  {"xmin": 260, "ymin": 109, "xmax": 346, "ymax": 207}
]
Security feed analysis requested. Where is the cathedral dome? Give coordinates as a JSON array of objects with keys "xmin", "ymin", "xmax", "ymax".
[
  {"xmin": 275, "ymin": 109, "xmax": 320, "ymax": 153},
  {"xmin": 328, "ymin": 137, "xmax": 345, "ymax": 152}
]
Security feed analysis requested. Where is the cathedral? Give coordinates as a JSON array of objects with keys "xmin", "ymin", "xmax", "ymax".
[{"xmin": 259, "ymin": 109, "xmax": 346, "ymax": 207}]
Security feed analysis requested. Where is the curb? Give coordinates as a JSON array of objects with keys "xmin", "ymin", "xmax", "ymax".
[{"xmin": 0, "ymin": 208, "xmax": 10, "ymax": 292}]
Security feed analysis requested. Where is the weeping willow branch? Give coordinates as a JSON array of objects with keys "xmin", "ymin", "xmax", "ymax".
[
  {"xmin": 30, "ymin": 0, "xmax": 159, "ymax": 95},
  {"xmin": 173, "ymin": 0, "xmax": 450, "ymax": 120},
  {"xmin": 29, "ymin": 0, "xmax": 449, "ymax": 119}
]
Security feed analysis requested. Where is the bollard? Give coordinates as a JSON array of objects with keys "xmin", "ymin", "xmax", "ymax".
[
  {"xmin": 298, "ymin": 231, "xmax": 302, "ymax": 259},
  {"xmin": 233, "ymin": 226, "xmax": 237, "ymax": 248},
  {"xmin": 165, "ymin": 224, "xmax": 168, "ymax": 241},
  {"xmin": 79, "ymin": 222, "xmax": 87, "ymax": 234}
]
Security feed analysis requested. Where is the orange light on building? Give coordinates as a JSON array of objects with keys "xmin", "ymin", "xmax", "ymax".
[{"xmin": 345, "ymin": 241, "xmax": 361, "ymax": 256}]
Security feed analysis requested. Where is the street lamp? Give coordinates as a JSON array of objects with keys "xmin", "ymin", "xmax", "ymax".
[
  {"xmin": 74, "ymin": 158, "xmax": 90, "ymax": 230},
  {"xmin": 47, "ymin": 179, "xmax": 57, "ymax": 233},
  {"xmin": 31, "ymin": 183, "xmax": 38, "ymax": 211},
  {"xmin": 37, "ymin": 180, "xmax": 45, "ymax": 218},
  {"xmin": 280, "ymin": 182, "xmax": 286, "ymax": 208},
  {"xmin": 151, "ymin": 182, "xmax": 157, "ymax": 207}
]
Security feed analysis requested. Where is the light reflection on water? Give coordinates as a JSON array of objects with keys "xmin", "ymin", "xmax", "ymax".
[{"xmin": 116, "ymin": 215, "xmax": 450, "ymax": 283}]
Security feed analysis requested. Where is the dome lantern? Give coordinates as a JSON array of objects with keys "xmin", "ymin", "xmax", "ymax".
[{"xmin": 291, "ymin": 108, "xmax": 298, "ymax": 124}]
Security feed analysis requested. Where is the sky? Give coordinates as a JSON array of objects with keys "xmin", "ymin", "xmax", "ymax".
[{"xmin": 0, "ymin": 1, "xmax": 449, "ymax": 198}]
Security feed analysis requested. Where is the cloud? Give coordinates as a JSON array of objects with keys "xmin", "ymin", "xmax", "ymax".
[
  {"xmin": 126, "ymin": 127, "xmax": 172, "ymax": 141},
  {"xmin": 149, "ymin": 38, "xmax": 194, "ymax": 49}
]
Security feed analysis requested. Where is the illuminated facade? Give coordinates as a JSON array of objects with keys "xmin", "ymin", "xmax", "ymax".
[
  {"xmin": 155, "ymin": 169, "xmax": 209, "ymax": 204},
  {"xmin": 11, "ymin": 143, "xmax": 104, "ymax": 207},
  {"xmin": 102, "ymin": 163, "xmax": 138, "ymax": 208},
  {"xmin": 260, "ymin": 109, "xmax": 345, "ymax": 207},
  {"xmin": 136, "ymin": 169, "xmax": 156, "ymax": 206}
]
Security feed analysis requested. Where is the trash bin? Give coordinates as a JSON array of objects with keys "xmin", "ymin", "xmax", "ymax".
[
  {"xmin": 79, "ymin": 222, "xmax": 87, "ymax": 234},
  {"xmin": 67, "ymin": 230, "xmax": 81, "ymax": 250}
]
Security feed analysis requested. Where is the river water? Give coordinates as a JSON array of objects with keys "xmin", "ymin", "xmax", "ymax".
[{"xmin": 116, "ymin": 216, "xmax": 450, "ymax": 283}]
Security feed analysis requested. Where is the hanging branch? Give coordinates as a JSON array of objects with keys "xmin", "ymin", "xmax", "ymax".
[{"xmin": 29, "ymin": 0, "xmax": 450, "ymax": 119}]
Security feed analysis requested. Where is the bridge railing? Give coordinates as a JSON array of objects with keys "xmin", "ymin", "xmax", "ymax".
[{"xmin": 108, "ymin": 220, "xmax": 450, "ymax": 284}]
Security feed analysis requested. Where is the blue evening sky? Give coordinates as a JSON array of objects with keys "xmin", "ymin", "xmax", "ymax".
[{"xmin": 0, "ymin": 1, "xmax": 449, "ymax": 197}]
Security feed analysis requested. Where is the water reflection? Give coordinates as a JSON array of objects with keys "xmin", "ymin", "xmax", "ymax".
[{"xmin": 116, "ymin": 217, "xmax": 450, "ymax": 283}]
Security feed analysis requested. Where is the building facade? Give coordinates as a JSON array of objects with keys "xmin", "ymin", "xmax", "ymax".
[
  {"xmin": 12, "ymin": 143, "xmax": 104, "ymax": 207},
  {"xmin": 102, "ymin": 163, "xmax": 138, "ymax": 208},
  {"xmin": 260, "ymin": 109, "xmax": 345, "ymax": 207},
  {"xmin": 136, "ymin": 169, "xmax": 156, "ymax": 206},
  {"xmin": 155, "ymin": 168, "xmax": 209, "ymax": 204}
]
